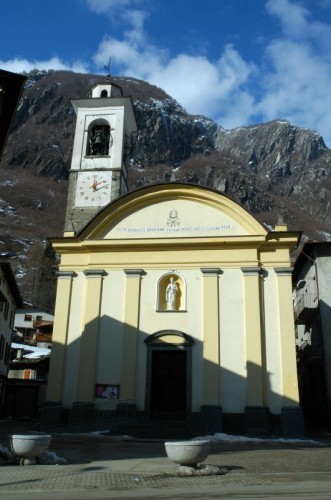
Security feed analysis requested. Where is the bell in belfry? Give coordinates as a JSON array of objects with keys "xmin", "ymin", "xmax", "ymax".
[{"xmin": 92, "ymin": 127, "xmax": 105, "ymax": 155}]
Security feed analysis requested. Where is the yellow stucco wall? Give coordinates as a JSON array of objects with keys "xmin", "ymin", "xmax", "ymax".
[{"xmin": 47, "ymin": 184, "xmax": 300, "ymax": 415}]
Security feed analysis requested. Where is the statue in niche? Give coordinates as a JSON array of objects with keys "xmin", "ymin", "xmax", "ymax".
[{"xmin": 166, "ymin": 277, "xmax": 179, "ymax": 310}]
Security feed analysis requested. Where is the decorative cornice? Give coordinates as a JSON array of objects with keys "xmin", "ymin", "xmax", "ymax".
[
  {"xmin": 124, "ymin": 269, "xmax": 145, "ymax": 277},
  {"xmin": 274, "ymin": 267, "xmax": 293, "ymax": 276},
  {"xmin": 200, "ymin": 268, "xmax": 222, "ymax": 276},
  {"xmin": 83, "ymin": 269, "xmax": 107, "ymax": 277},
  {"xmin": 241, "ymin": 267, "xmax": 262, "ymax": 276},
  {"xmin": 56, "ymin": 271, "xmax": 77, "ymax": 279}
]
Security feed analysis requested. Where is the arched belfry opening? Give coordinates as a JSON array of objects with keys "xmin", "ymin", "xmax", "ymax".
[
  {"xmin": 145, "ymin": 331, "xmax": 194, "ymax": 420},
  {"xmin": 86, "ymin": 120, "xmax": 112, "ymax": 156},
  {"xmin": 157, "ymin": 272, "xmax": 186, "ymax": 311},
  {"xmin": 100, "ymin": 89, "xmax": 108, "ymax": 97}
]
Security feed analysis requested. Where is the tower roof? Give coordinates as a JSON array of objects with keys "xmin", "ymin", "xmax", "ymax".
[{"xmin": 90, "ymin": 81, "xmax": 123, "ymax": 98}]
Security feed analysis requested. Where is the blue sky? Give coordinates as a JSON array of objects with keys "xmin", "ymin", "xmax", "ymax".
[{"xmin": 2, "ymin": 0, "xmax": 331, "ymax": 145}]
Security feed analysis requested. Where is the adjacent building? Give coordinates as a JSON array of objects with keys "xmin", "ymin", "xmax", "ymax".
[
  {"xmin": 0, "ymin": 262, "xmax": 23, "ymax": 412},
  {"xmin": 293, "ymin": 241, "xmax": 331, "ymax": 427},
  {"xmin": 5, "ymin": 305, "xmax": 54, "ymax": 418},
  {"xmin": 13, "ymin": 304, "xmax": 54, "ymax": 349},
  {"xmin": 0, "ymin": 69, "xmax": 26, "ymax": 416}
]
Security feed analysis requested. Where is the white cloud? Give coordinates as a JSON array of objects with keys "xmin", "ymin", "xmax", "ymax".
[
  {"xmin": 265, "ymin": 0, "xmax": 310, "ymax": 38},
  {"xmin": 94, "ymin": 34, "xmax": 256, "ymax": 126},
  {"xmin": 266, "ymin": 0, "xmax": 331, "ymax": 49},
  {"xmin": 256, "ymin": 0, "xmax": 331, "ymax": 143},
  {"xmin": 149, "ymin": 46, "xmax": 256, "ymax": 126},
  {"xmin": 89, "ymin": 0, "xmax": 331, "ymax": 146},
  {"xmin": 0, "ymin": 57, "xmax": 88, "ymax": 74},
  {"xmin": 124, "ymin": 9, "xmax": 149, "ymax": 44},
  {"xmin": 93, "ymin": 36, "xmax": 166, "ymax": 77},
  {"xmin": 2, "ymin": 0, "xmax": 331, "ymax": 146},
  {"xmin": 86, "ymin": 0, "xmax": 141, "ymax": 14},
  {"xmin": 88, "ymin": 0, "xmax": 152, "ymax": 73},
  {"xmin": 258, "ymin": 40, "xmax": 331, "ymax": 124},
  {"xmin": 93, "ymin": 11, "xmax": 256, "ymax": 125},
  {"xmin": 86, "ymin": 0, "xmax": 149, "ymax": 28}
]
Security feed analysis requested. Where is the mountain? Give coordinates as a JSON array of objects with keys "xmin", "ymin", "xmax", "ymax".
[{"xmin": 1, "ymin": 69, "xmax": 331, "ymax": 305}]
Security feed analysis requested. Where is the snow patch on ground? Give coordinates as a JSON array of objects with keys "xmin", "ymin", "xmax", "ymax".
[
  {"xmin": 0, "ymin": 444, "xmax": 67, "ymax": 466},
  {"xmin": 53, "ymin": 430, "xmax": 320, "ymax": 445},
  {"xmin": 204, "ymin": 432, "xmax": 319, "ymax": 445},
  {"xmin": 39, "ymin": 451, "xmax": 68, "ymax": 465}
]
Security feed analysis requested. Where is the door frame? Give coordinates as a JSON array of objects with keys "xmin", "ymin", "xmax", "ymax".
[{"xmin": 144, "ymin": 330, "xmax": 194, "ymax": 419}]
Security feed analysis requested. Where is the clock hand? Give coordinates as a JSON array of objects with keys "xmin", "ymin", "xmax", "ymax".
[
  {"xmin": 90, "ymin": 179, "xmax": 98, "ymax": 191},
  {"xmin": 95, "ymin": 183, "xmax": 109, "ymax": 191},
  {"xmin": 90, "ymin": 179, "xmax": 106, "ymax": 191},
  {"xmin": 91, "ymin": 180, "xmax": 108, "ymax": 191}
]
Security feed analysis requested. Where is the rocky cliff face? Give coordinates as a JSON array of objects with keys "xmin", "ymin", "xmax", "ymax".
[
  {"xmin": 212, "ymin": 121, "xmax": 331, "ymax": 223},
  {"xmin": 1, "ymin": 69, "xmax": 331, "ymax": 303},
  {"xmin": 131, "ymin": 98, "xmax": 217, "ymax": 166}
]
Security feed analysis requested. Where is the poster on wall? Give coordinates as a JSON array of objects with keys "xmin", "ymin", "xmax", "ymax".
[{"xmin": 95, "ymin": 384, "xmax": 120, "ymax": 399}]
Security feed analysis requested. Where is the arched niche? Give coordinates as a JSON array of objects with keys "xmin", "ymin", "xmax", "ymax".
[
  {"xmin": 86, "ymin": 119, "xmax": 112, "ymax": 156},
  {"xmin": 157, "ymin": 273, "xmax": 186, "ymax": 312}
]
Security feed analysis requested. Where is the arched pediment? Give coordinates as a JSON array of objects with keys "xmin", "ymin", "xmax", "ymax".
[{"xmin": 79, "ymin": 183, "xmax": 267, "ymax": 240}]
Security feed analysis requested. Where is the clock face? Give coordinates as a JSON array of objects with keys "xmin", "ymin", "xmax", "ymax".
[{"xmin": 75, "ymin": 171, "xmax": 112, "ymax": 207}]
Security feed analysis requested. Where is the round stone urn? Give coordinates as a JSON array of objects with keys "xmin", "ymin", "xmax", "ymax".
[
  {"xmin": 164, "ymin": 440, "xmax": 210, "ymax": 468},
  {"xmin": 10, "ymin": 433, "xmax": 52, "ymax": 465}
]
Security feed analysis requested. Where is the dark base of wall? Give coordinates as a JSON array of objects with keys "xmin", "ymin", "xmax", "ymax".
[
  {"xmin": 218, "ymin": 409, "xmax": 305, "ymax": 438},
  {"xmin": 222, "ymin": 413, "xmax": 245, "ymax": 435},
  {"xmin": 281, "ymin": 406, "xmax": 305, "ymax": 437},
  {"xmin": 116, "ymin": 402, "xmax": 137, "ymax": 419},
  {"xmin": 245, "ymin": 406, "xmax": 270, "ymax": 436},
  {"xmin": 40, "ymin": 401, "xmax": 305, "ymax": 438},
  {"xmin": 200, "ymin": 405, "xmax": 222, "ymax": 433}
]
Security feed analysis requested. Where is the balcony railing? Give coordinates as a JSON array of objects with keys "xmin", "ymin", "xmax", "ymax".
[{"xmin": 33, "ymin": 320, "xmax": 53, "ymax": 328}]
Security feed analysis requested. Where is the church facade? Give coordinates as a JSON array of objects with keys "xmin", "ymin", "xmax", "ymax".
[{"xmin": 46, "ymin": 80, "xmax": 304, "ymax": 436}]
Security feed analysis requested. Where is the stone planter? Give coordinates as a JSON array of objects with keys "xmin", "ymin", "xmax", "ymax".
[
  {"xmin": 10, "ymin": 432, "xmax": 52, "ymax": 465},
  {"xmin": 164, "ymin": 439, "xmax": 210, "ymax": 467}
]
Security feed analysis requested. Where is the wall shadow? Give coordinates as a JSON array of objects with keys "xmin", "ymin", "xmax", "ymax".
[{"xmin": 31, "ymin": 307, "xmax": 308, "ymax": 455}]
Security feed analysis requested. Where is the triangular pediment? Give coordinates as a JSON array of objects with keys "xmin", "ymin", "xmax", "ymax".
[{"xmin": 80, "ymin": 184, "xmax": 267, "ymax": 240}]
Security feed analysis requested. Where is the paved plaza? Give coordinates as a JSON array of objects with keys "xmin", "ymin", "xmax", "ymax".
[{"xmin": 1, "ymin": 419, "xmax": 331, "ymax": 498}]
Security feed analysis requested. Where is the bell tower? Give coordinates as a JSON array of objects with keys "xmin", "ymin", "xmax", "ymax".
[{"xmin": 64, "ymin": 79, "xmax": 137, "ymax": 236}]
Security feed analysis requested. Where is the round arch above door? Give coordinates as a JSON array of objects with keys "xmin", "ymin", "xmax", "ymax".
[{"xmin": 144, "ymin": 330, "xmax": 194, "ymax": 346}]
